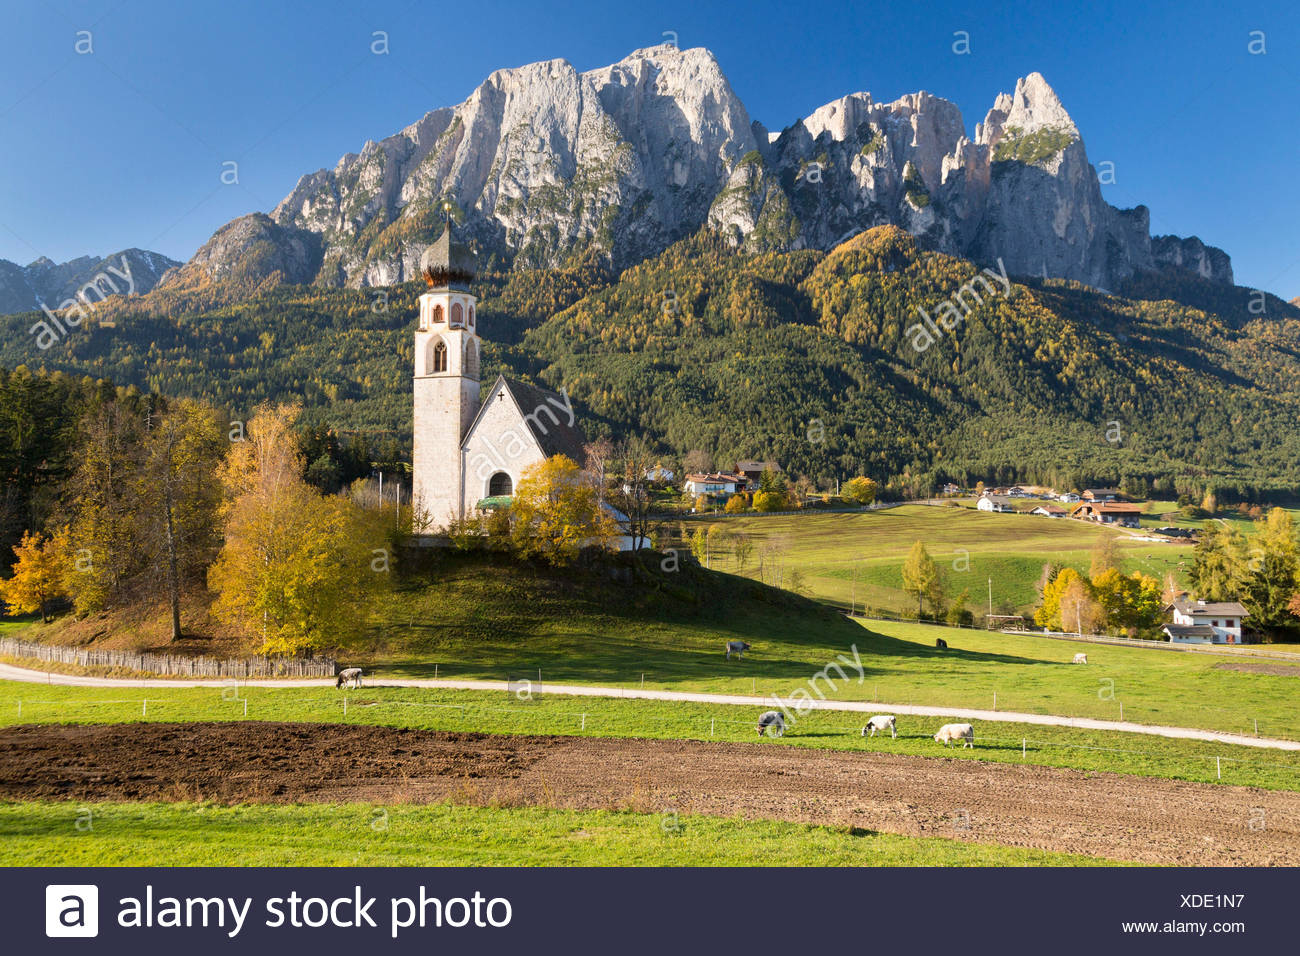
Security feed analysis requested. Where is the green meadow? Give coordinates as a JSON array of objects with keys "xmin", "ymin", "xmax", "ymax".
[
  {"xmin": 0, "ymin": 801, "xmax": 1114, "ymax": 867},
  {"xmin": 3, "ymin": 679, "xmax": 1298, "ymax": 791},
  {"xmin": 669, "ymin": 505, "xmax": 1193, "ymax": 616}
]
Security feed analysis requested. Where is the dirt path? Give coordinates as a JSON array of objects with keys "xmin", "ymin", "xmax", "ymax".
[
  {"xmin": 2, "ymin": 722, "xmax": 1297, "ymax": 865},
  {"xmin": 2, "ymin": 661, "xmax": 1296, "ymax": 752}
]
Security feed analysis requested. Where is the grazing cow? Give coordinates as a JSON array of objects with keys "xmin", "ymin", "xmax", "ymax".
[
  {"xmin": 861, "ymin": 715, "xmax": 897, "ymax": 739},
  {"xmin": 726, "ymin": 640, "xmax": 752, "ymax": 661},
  {"xmin": 757, "ymin": 710, "xmax": 786, "ymax": 737},
  {"xmin": 935, "ymin": 638, "xmax": 948, "ymax": 650},
  {"xmin": 1072, "ymin": 653, "xmax": 1088, "ymax": 664},
  {"xmin": 336, "ymin": 667, "xmax": 363, "ymax": 689},
  {"xmin": 934, "ymin": 722, "xmax": 975, "ymax": 748}
]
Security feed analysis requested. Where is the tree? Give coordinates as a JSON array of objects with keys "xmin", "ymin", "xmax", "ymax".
[
  {"xmin": 509, "ymin": 455, "xmax": 618, "ymax": 564},
  {"xmin": 1036, "ymin": 567, "xmax": 1085, "ymax": 631},
  {"xmin": 793, "ymin": 474, "xmax": 816, "ymax": 506},
  {"xmin": 1239, "ymin": 508, "xmax": 1300, "ymax": 632},
  {"xmin": 0, "ymin": 528, "xmax": 70, "ymax": 622},
  {"xmin": 732, "ymin": 533, "xmax": 754, "ymax": 571},
  {"xmin": 1092, "ymin": 567, "xmax": 1163, "ymax": 635},
  {"xmin": 724, "ymin": 493, "xmax": 748, "ymax": 513},
  {"xmin": 208, "ymin": 403, "xmax": 388, "ymax": 654},
  {"xmin": 752, "ymin": 489, "xmax": 785, "ymax": 512},
  {"xmin": 683, "ymin": 449, "xmax": 713, "ymax": 474},
  {"xmin": 843, "ymin": 476, "xmax": 878, "ymax": 506},
  {"xmin": 139, "ymin": 400, "xmax": 226, "ymax": 641},
  {"xmin": 901, "ymin": 540, "xmax": 941, "ymax": 619},
  {"xmin": 1191, "ymin": 522, "xmax": 1248, "ymax": 601},
  {"xmin": 610, "ymin": 436, "xmax": 654, "ymax": 550},
  {"xmin": 1089, "ymin": 534, "xmax": 1119, "ymax": 579}
]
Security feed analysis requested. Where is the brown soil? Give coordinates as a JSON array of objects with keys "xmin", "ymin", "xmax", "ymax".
[
  {"xmin": 1215, "ymin": 660, "xmax": 1300, "ymax": 677},
  {"xmin": 3, "ymin": 722, "xmax": 1298, "ymax": 865}
]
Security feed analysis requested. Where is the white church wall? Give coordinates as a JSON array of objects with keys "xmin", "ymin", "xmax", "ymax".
[{"xmin": 461, "ymin": 383, "xmax": 547, "ymax": 503}]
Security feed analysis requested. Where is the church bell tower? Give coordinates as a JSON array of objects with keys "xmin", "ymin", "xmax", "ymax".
[{"xmin": 412, "ymin": 224, "xmax": 480, "ymax": 532}]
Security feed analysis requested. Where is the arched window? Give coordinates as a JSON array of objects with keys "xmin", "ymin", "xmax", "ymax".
[
  {"xmin": 468, "ymin": 304, "xmax": 475, "ymax": 328},
  {"xmin": 488, "ymin": 472, "xmax": 513, "ymax": 496},
  {"xmin": 432, "ymin": 339, "xmax": 448, "ymax": 373},
  {"xmin": 431, "ymin": 304, "xmax": 444, "ymax": 324},
  {"xmin": 450, "ymin": 302, "xmax": 464, "ymax": 328},
  {"xmin": 464, "ymin": 339, "xmax": 479, "ymax": 378}
]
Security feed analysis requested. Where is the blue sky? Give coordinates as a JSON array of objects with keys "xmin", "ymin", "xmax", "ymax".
[{"xmin": 1, "ymin": 0, "xmax": 1296, "ymax": 298}]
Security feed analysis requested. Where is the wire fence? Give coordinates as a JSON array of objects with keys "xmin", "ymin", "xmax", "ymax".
[
  {"xmin": 0, "ymin": 637, "xmax": 336, "ymax": 678},
  {"xmin": 8, "ymin": 692, "xmax": 1299, "ymax": 783}
]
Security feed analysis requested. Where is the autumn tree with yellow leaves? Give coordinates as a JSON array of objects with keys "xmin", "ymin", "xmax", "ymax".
[
  {"xmin": 0, "ymin": 528, "xmax": 71, "ymax": 622},
  {"xmin": 208, "ymin": 403, "xmax": 389, "ymax": 655},
  {"xmin": 508, "ymin": 455, "xmax": 618, "ymax": 565}
]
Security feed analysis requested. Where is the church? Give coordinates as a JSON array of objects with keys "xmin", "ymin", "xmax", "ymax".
[{"xmin": 411, "ymin": 225, "xmax": 591, "ymax": 532}]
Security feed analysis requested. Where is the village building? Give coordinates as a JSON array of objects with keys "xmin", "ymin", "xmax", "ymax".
[
  {"xmin": 1082, "ymin": 488, "xmax": 1121, "ymax": 502},
  {"xmin": 734, "ymin": 460, "xmax": 782, "ymax": 489},
  {"xmin": 1072, "ymin": 501, "xmax": 1142, "ymax": 527},
  {"xmin": 683, "ymin": 472, "xmax": 746, "ymax": 496},
  {"xmin": 977, "ymin": 494, "xmax": 1015, "ymax": 513},
  {"xmin": 1163, "ymin": 596, "xmax": 1248, "ymax": 644},
  {"xmin": 1030, "ymin": 503, "xmax": 1066, "ymax": 517}
]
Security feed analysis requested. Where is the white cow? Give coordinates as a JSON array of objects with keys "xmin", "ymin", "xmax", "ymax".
[
  {"xmin": 757, "ymin": 710, "xmax": 786, "ymax": 737},
  {"xmin": 934, "ymin": 723, "xmax": 975, "ymax": 748},
  {"xmin": 336, "ymin": 667, "xmax": 363, "ymax": 689},
  {"xmin": 861, "ymin": 715, "xmax": 897, "ymax": 739},
  {"xmin": 726, "ymin": 640, "xmax": 751, "ymax": 661},
  {"xmin": 1072, "ymin": 653, "xmax": 1088, "ymax": 664}
]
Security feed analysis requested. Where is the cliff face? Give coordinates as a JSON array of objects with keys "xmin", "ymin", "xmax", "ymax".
[{"xmin": 171, "ymin": 47, "xmax": 1232, "ymax": 293}]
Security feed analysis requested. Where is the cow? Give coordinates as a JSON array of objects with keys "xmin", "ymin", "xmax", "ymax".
[
  {"xmin": 935, "ymin": 638, "xmax": 948, "ymax": 650},
  {"xmin": 934, "ymin": 722, "xmax": 975, "ymax": 748},
  {"xmin": 1072, "ymin": 653, "xmax": 1088, "ymax": 664},
  {"xmin": 861, "ymin": 715, "xmax": 897, "ymax": 739},
  {"xmin": 726, "ymin": 640, "xmax": 751, "ymax": 661},
  {"xmin": 336, "ymin": 667, "xmax": 363, "ymax": 689},
  {"xmin": 757, "ymin": 710, "xmax": 786, "ymax": 737}
]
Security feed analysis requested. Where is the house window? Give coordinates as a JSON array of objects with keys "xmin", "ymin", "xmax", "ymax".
[
  {"xmin": 432, "ymin": 340, "xmax": 448, "ymax": 373},
  {"xmin": 1211, "ymin": 621, "xmax": 1218, "ymax": 628},
  {"xmin": 488, "ymin": 472, "xmax": 512, "ymax": 497}
]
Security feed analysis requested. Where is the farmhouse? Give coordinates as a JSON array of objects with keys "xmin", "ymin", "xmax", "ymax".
[
  {"xmin": 411, "ymin": 225, "xmax": 592, "ymax": 531},
  {"xmin": 683, "ymin": 472, "xmax": 746, "ymax": 496},
  {"xmin": 1083, "ymin": 488, "xmax": 1120, "ymax": 502},
  {"xmin": 977, "ymin": 494, "xmax": 1015, "ymax": 513},
  {"xmin": 1058, "ymin": 492, "xmax": 1081, "ymax": 503},
  {"xmin": 1030, "ymin": 504, "xmax": 1066, "ymax": 517},
  {"xmin": 1163, "ymin": 595, "xmax": 1248, "ymax": 644},
  {"xmin": 1073, "ymin": 501, "xmax": 1142, "ymax": 527},
  {"xmin": 734, "ymin": 460, "xmax": 782, "ymax": 489}
]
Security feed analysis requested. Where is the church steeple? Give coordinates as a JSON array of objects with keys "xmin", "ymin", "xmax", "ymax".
[{"xmin": 411, "ymin": 222, "xmax": 482, "ymax": 532}]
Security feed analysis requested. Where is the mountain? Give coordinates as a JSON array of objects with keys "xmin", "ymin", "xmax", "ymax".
[
  {"xmin": 0, "ymin": 248, "xmax": 179, "ymax": 314},
  {"xmin": 168, "ymin": 46, "xmax": 1231, "ymax": 293},
  {"xmin": 7, "ymin": 226, "xmax": 1299, "ymax": 499}
]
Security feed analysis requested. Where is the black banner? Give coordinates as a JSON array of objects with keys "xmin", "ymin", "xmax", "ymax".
[{"xmin": 6, "ymin": 866, "xmax": 1289, "ymax": 953}]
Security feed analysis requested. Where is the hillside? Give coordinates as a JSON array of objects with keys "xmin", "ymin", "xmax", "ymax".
[
  {"xmin": 10, "ymin": 547, "xmax": 859, "ymax": 671},
  {"xmin": 4, "ymin": 226, "xmax": 1300, "ymax": 497}
]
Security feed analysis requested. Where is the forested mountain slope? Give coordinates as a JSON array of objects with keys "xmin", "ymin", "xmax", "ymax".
[{"xmin": 3, "ymin": 227, "xmax": 1299, "ymax": 498}]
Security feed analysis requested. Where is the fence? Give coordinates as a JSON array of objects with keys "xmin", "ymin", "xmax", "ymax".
[{"xmin": 0, "ymin": 637, "xmax": 336, "ymax": 678}]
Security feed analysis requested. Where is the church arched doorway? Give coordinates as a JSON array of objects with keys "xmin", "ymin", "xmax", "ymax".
[{"xmin": 488, "ymin": 472, "xmax": 512, "ymax": 497}]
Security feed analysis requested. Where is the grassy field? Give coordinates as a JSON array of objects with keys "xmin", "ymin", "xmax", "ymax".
[
  {"xmin": 0, "ymin": 801, "xmax": 1114, "ymax": 867},
  {"xmin": 4, "ymin": 679, "xmax": 1298, "ymax": 791},
  {"xmin": 667, "ymin": 506, "xmax": 1193, "ymax": 616}
]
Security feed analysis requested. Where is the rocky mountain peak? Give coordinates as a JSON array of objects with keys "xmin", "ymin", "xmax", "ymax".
[{"xmin": 178, "ymin": 50, "xmax": 1234, "ymax": 294}]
